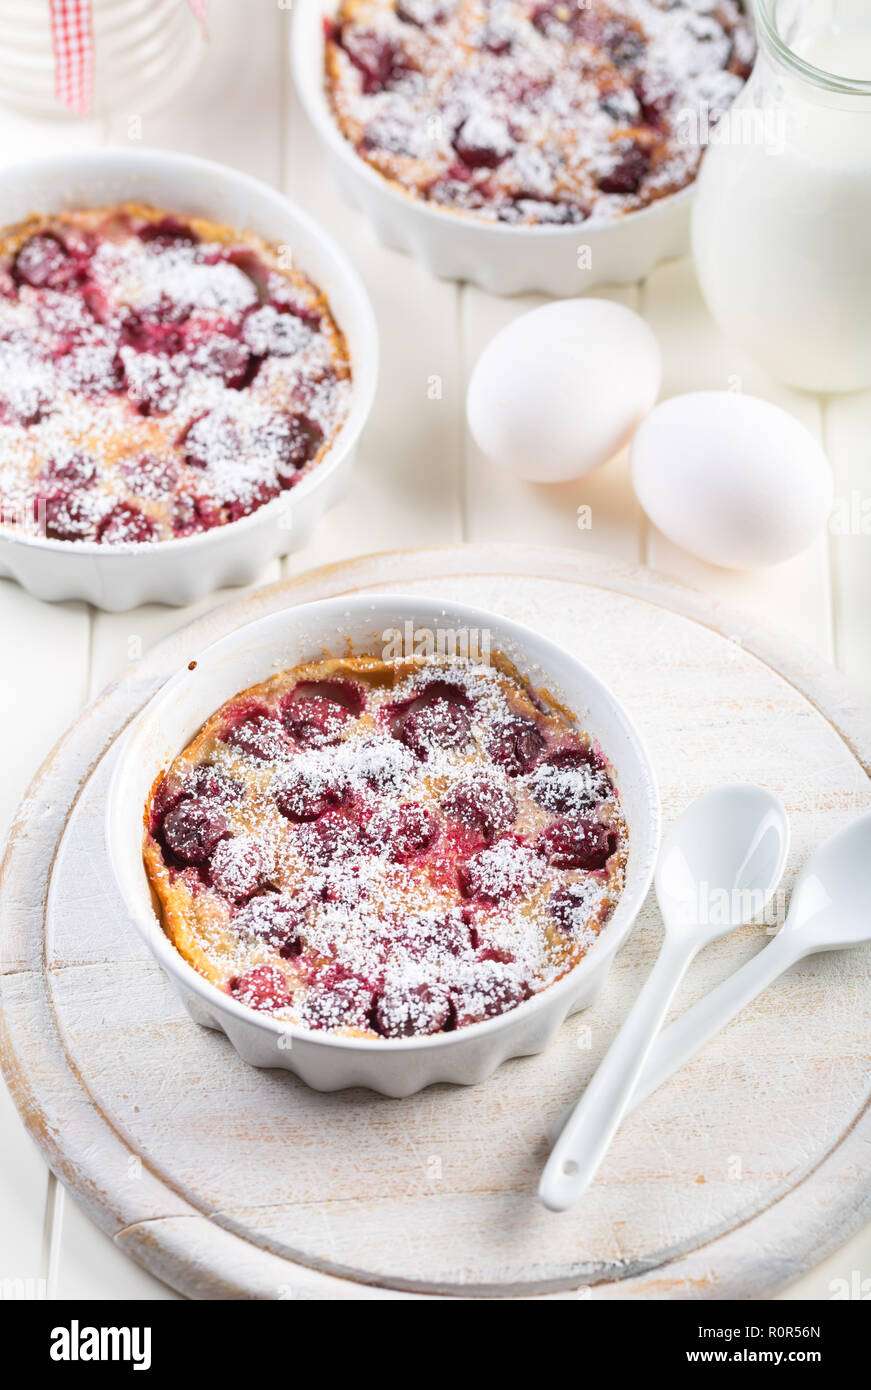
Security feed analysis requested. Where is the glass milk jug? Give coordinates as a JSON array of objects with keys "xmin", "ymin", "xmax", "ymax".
[{"xmin": 692, "ymin": 0, "xmax": 871, "ymax": 393}]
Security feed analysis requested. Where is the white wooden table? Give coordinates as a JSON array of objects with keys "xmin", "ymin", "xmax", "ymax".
[{"xmin": 1, "ymin": 0, "xmax": 869, "ymax": 1301}]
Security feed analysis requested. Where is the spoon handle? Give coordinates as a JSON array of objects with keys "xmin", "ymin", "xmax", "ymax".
[
  {"xmin": 539, "ymin": 933, "xmax": 698, "ymax": 1212},
  {"xmin": 629, "ymin": 927, "xmax": 802, "ymax": 1112}
]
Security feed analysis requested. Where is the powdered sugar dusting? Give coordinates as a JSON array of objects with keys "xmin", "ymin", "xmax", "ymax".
[
  {"xmin": 145, "ymin": 654, "xmax": 627, "ymax": 1037},
  {"xmin": 326, "ymin": 0, "xmax": 754, "ymax": 225},
  {"xmin": 0, "ymin": 204, "xmax": 351, "ymax": 544}
]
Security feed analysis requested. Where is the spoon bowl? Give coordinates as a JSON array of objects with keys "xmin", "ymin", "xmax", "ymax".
[
  {"xmin": 780, "ymin": 809, "xmax": 871, "ymax": 949},
  {"xmin": 656, "ymin": 783, "xmax": 792, "ymax": 938}
]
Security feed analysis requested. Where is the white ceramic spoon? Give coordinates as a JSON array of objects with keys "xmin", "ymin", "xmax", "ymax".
[
  {"xmin": 539, "ymin": 784, "xmax": 790, "ymax": 1213},
  {"xmin": 628, "ymin": 807, "xmax": 871, "ymax": 1110}
]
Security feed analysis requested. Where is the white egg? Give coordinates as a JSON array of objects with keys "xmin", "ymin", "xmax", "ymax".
[
  {"xmin": 630, "ymin": 392, "xmax": 833, "ymax": 569},
  {"xmin": 466, "ymin": 299, "xmax": 662, "ymax": 483}
]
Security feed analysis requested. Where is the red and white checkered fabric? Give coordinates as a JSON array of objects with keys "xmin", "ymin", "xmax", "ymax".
[
  {"xmin": 187, "ymin": 0, "xmax": 209, "ymax": 30},
  {"xmin": 49, "ymin": 0, "xmax": 94, "ymax": 117},
  {"xmin": 50, "ymin": 0, "xmax": 208, "ymax": 116}
]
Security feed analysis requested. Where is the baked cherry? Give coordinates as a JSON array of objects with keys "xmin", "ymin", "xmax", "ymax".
[
  {"xmin": 121, "ymin": 349, "xmax": 182, "ymax": 415},
  {"xmin": 161, "ymin": 796, "xmax": 228, "ymax": 865},
  {"xmin": 13, "ymin": 233, "xmax": 77, "ymax": 290},
  {"xmin": 442, "ymin": 776, "xmax": 516, "ymax": 841},
  {"xmin": 301, "ymin": 972, "xmax": 376, "ymax": 1030},
  {"xmin": 120, "ymin": 309, "xmax": 186, "ymax": 357},
  {"xmin": 234, "ymin": 893, "xmax": 308, "ymax": 955},
  {"xmin": 373, "ymin": 981, "xmax": 452, "ymax": 1037},
  {"xmin": 530, "ymin": 3, "xmax": 567, "ymax": 40},
  {"xmin": 242, "ymin": 305, "xmax": 313, "ymax": 358},
  {"xmin": 531, "ymin": 1, "xmax": 601, "ymax": 42},
  {"xmin": 486, "ymin": 716, "xmax": 544, "ymax": 776},
  {"xmin": 498, "ymin": 198, "xmax": 587, "ymax": 226},
  {"xmin": 171, "ymin": 492, "xmax": 223, "ymax": 536},
  {"xmin": 224, "ymin": 710, "xmax": 290, "ymax": 762},
  {"xmin": 208, "ymin": 836, "xmax": 265, "ymax": 903},
  {"xmin": 225, "ymin": 479, "xmax": 281, "ymax": 522},
  {"xmin": 298, "ymin": 809, "xmax": 366, "ymax": 865},
  {"xmin": 453, "ymin": 116, "xmax": 514, "ymax": 169},
  {"xmin": 548, "ymin": 879, "xmax": 603, "ymax": 933},
  {"xmin": 526, "ymin": 746, "xmax": 610, "ymax": 815},
  {"xmin": 38, "ymin": 494, "xmax": 97, "ymax": 542},
  {"xmin": 451, "ymin": 962, "xmax": 530, "ymax": 1027},
  {"xmin": 149, "ymin": 764, "xmax": 241, "ymax": 830},
  {"xmin": 635, "ymin": 73, "xmax": 674, "ymax": 130},
  {"xmin": 396, "ymin": 908, "xmax": 472, "ymax": 960},
  {"xmin": 426, "ymin": 175, "xmax": 489, "ymax": 212},
  {"xmin": 392, "ymin": 680, "xmax": 473, "ymax": 759},
  {"xmin": 376, "ymin": 802, "xmax": 438, "ymax": 862},
  {"xmin": 481, "ymin": 26, "xmax": 512, "ymax": 55},
  {"xmin": 149, "ymin": 773, "xmax": 182, "ymax": 829},
  {"xmin": 121, "ymin": 453, "xmax": 178, "ymax": 498},
  {"xmin": 536, "ymin": 816, "xmax": 617, "ymax": 870},
  {"xmin": 459, "ymin": 837, "xmax": 537, "ymax": 903},
  {"xmin": 138, "ymin": 216, "xmax": 200, "ymax": 249},
  {"xmin": 193, "ymin": 764, "xmax": 243, "ymax": 804},
  {"xmin": 274, "ymin": 764, "xmax": 347, "ymax": 822},
  {"xmin": 280, "ymin": 679, "xmax": 363, "ymax": 748},
  {"xmin": 342, "ymin": 27, "xmax": 409, "ymax": 94},
  {"xmin": 271, "ymin": 413, "xmax": 324, "ymax": 485},
  {"xmin": 96, "ymin": 503, "xmax": 158, "ymax": 545},
  {"xmin": 599, "ymin": 86, "xmax": 642, "ymax": 123},
  {"xmin": 64, "ymin": 342, "xmax": 125, "ymax": 396},
  {"xmin": 181, "ymin": 411, "xmax": 242, "ymax": 470},
  {"xmin": 396, "ymin": 0, "xmax": 450, "ymax": 26},
  {"xmin": 228, "ymin": 965, "xmax": 294, "ymax": 1012},
  {"xmin": 604, "ymin": 19, "xmax": 646, "ymax": 67},
  {"xmin": 46, "ymin": 454, "xmax": 97, "ymax": 490},
  {"xmin": 597, "ymin": 143, "xmax": 651, "ymax": 195},
  {"xmin": 190, "ymin": 333, "xmax": 253, "ymax": 388},
  {"xmin": 355, "ymin": 737, "xmax": 416, "ymax": 795}
]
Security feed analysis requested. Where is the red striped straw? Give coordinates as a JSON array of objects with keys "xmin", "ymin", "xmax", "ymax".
[{"xmin": 50, "ymin": 0, "xmax": 208, "ymax": 116}]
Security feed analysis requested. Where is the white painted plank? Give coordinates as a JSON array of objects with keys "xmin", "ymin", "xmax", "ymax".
[
  {"xmin": 461, "ymin": 285, "xmax": 645, "ymax": 560},
  {"xmin": 0, "ymin": 1094, "xmax": 50, "ymax": 1298},
  {"xmin": 0, "ymin": 582, "xmax": 89, "ymax": 1294},
  {"xmin": 825, "ymin": 391, "xmax": 871, "ymax": 696},
  {"xmin": 641, "ymin": 259, "xmax": 834, "ymax": 659},
  {"xmin": 88, "ymin": 564, "xmax": 283, "ymax": 700},
  {"xmin": 103, "ymin": 0, "xmax": 283, "ymax": 184},
  {"xmin": 0, "ymin": 113, "xmax": 105, "ymax": 170},
  {"xmin": 0, "ymin": 586, "xmax": 90, "ymax": 839},
  {"xmin": 777, "ymin": 1226, "xmax": 871, "ymax": 1301}
]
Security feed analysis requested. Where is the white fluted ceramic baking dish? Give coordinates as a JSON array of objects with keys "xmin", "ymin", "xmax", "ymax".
[
  {"xmin": 0, "ymin": 149, "xmax": 378, "ymax": 611},
  {"xmin": 290, "ymin": 0, "xmax": 692, "ymax": 297},
  {"xmin": 107, "ymin": 593, "xmax": 660, "ymax": 1096}
]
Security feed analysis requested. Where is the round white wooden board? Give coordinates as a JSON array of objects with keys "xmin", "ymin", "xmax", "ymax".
[{"xmin": 2, "ymin": 546, "xmax": 871, "ymax": 1301}]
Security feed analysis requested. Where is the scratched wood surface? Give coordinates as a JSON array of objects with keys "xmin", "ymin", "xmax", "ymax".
[{"xmin": 2, "ymin": 548, "xmax": 870, "ymax": 1299}]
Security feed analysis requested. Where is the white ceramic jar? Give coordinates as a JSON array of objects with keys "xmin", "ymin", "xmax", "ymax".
[
  {"xmin": 692, "ymin": 0, "xmax": 871, "ymax": 394},
  {"xmin": 0, "ymin": 0, "xmax": 204, "ymax": 118},
  {"xmin": 107, "ymin": 594, "xmax": 660, "ymax": 1096}
]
